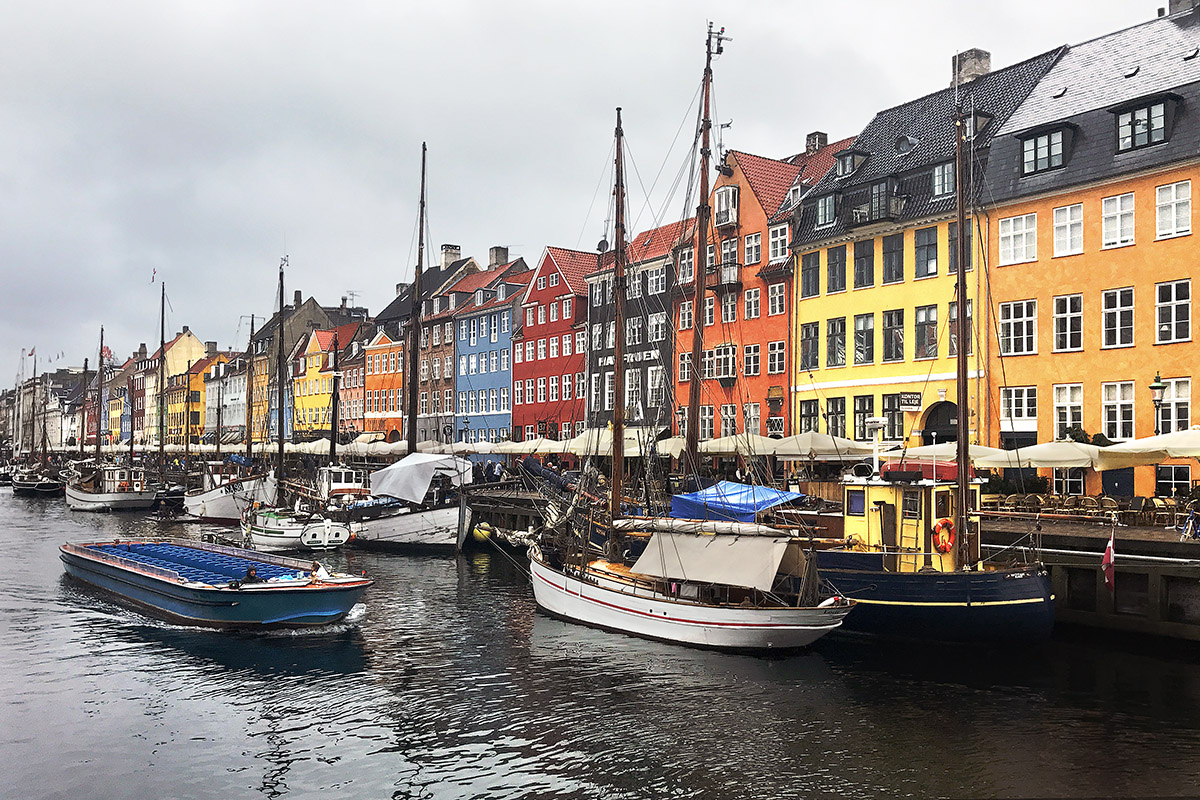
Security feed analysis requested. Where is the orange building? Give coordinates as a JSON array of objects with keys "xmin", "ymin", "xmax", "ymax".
[
  {"xmin": 982, "ymin": 11, "xmax": 1199, "ymax": 497},
  {"xmin": 363, "ymin": 329, "xmax": 406, "ymax": 440}
]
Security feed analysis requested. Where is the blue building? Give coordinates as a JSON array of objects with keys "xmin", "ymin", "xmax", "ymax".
[{"xmin": 452, "ymin": 254, "xmax": 530, "ymax": 462}]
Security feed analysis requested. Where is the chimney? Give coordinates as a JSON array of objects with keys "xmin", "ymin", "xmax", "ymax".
[
  {"xmin": 205, "ymin": 340, "xmax": 217, "ymax": 357},
  {"xmin": 293, "ymin": 289, "xmax": 302, "ymax": 307},
  {"xmin": 1169, "ymin": 0, "xmax": 1198, "ymax": 14},
  {"xmin": 951, "ymin": 48, "xmax": 991, "ymax": 87},
  {"xmin": 489, "ymin": 245, "xmax": 509, "ymax": 267},
  {"xmin": 340, "ymin": 296, "xmax": 347, "ymax": 309},
  {"xmin": 805, "ymin": 131, "xmax": 828, "ymax": 155},
  {"xmin": 138, "ymin": 343, "xmax": 147, "ymax": 359},
  {"xmin": 441, "ymin": 243, "xmax": 461, "ymax": 268}
]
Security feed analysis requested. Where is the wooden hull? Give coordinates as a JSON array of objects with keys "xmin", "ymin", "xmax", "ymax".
[
  {"xmin": 814, "ymin": 550, "xmax": 1055, "ymax": 642},
  {"xmin": 59, "ymin": 539, "xmax": 371, "ymax": 628},
  {"xmin": 529, "ymin": 555, "xmax": 852, "ymax": 652},
  {"xmin": 183, "ymin": 474, "xmax": 277, "ymax": 524},
  {"xmin": 349, "ymin": 506, "xmax": 459, "ymax": 552},
  {"xmin": 66, "ymin": 484, "xmax": 158, "ymax": 512}
]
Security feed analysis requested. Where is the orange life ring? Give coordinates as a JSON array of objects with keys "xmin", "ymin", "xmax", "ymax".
[
  {"xmin": 118, "ymin": 481, "xmax": 131, "ymax": 492},
  {"xmin": 932, "ymin": 518, "xmax": 956, "ymax": 553}
]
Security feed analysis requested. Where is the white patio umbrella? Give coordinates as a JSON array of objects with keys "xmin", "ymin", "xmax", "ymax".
[
  {"xmin": 973, "ymin": 440, "xmax": 1106, "ymax": 469},
  {"xmin": 888, "ymin": 442, "xmax": 1009, "ymax": 462},
  {"xmin": 1104, "ymin": 425, "xmax": 1200, "ymax": 459},
  {"xmin": 771, "ymin": 431, "xmax": 874, "ymax": 461},
  {"xmin": 698, "ymin": 433, "xmax": 779, "ymax": 456}
]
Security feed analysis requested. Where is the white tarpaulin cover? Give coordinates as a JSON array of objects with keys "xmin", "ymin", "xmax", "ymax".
[
  {"xmin": 630, "ymin": 532, "xmax": 798, "ymax": 592},
  {"xmin": 369, "ymin": 452, "xmax": 472, "ymax": 503}
]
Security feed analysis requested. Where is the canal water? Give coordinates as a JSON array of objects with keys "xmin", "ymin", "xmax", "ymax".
[{"xmin": 4, "ymin": 494, "xmax": 1200, "ymax": 799}]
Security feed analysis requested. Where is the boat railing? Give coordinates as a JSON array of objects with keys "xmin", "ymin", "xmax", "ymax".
[{"xmin": 63, "ymin": 542, "xmax": 185, "ymax": 583}]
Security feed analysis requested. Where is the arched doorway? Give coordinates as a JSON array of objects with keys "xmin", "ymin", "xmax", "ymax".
[
  {"xmin": 386, "ymin": 428, "xmax": 402, "ymax": 443},
  {"xmin": 920, "ymin": 401, "xmax": 958, "ymax": 445}
]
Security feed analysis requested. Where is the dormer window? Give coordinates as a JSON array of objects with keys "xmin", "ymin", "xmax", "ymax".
[
  {"xmin": 1117, "ymin": 101, "xmax": 1166, "ymax": 151},
  {"xmin": 714, "ymin": 185, "xmax": 739, "ymax": 227},
  {"xmin": 1022, "ymin": 130, "xmax": 1065, "ymax": 174},
  {"xmin": 497, "ymin": 284, "xmax": 507, "ymax": 301},
  {"xmin": 786, "ymin": 185, "xmax": 803, "ymax": 207},
  {"xmin": 931, "ymin": 162, "xmax": 956, "ymax": 196},
  {"xmin": 835, "ymin": 149, "xmax": 868, "ymax": 178},
  {"xmin": 475, "ymin": 289, "xmax": 485, "ymax": 305},
  {"xmin": 816, "ymin": 194, "xmax": 836, "ymax": 227}
]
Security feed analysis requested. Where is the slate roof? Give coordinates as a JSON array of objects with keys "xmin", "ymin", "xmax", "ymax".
[
  {"xmin": 1000, "ymin": 9, "xmax": 1200, "ymax": 135},
  {"xmin": 769, "ymin": 136, "xmax": 855, "ymax": 225},
  {"xmin": 375, "ymin": 258, "xmax": 467, "ymax": 324},
  {"xmin": 794, "ymin": 46, "xmax": 1065, "ymax": 247}
]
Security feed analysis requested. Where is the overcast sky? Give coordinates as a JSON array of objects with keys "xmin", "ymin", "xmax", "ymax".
[{"xmin": 0, "ymin": 0, "xmax": 1154, "ymax": 383}]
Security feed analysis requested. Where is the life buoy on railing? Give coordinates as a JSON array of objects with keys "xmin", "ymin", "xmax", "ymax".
[
  {"xmin": 118, "ymin": 481, "xmax": 130, "ymax": 492},
  {"xmin": 932, "ymin": 518, "xmax": 956, "ymax": 554}
]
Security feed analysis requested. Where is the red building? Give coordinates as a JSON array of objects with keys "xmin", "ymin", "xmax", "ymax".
[{"xmin": 511, "ymin": 247, "xmax": 594, "ymax": 441}]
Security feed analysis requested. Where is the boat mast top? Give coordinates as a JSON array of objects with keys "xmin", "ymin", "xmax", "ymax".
[
  {"xmin": 611, "ymin": 108, "xmax": 628, "ymax": 521},
  {"xmin": 329, "ymin": 331, "xmax": 340, "ymax": 464},
  {"xmin": 953, "ymin": 103, "xmax": 972, "ymax": 566},
  {"xmin": 683, "ymin": 22, "xmax": 728, "ymax": 475},
  {"xmin": 406, "ymin": 143, "xmax": 427, "ymax": 455},
  {"xmin": 158, "ymin": 281, "xmax": 166, "ymax": 485},
  {"xmin": 276, "ymin": 258, "xmax": 286, "ymax": 499},
  {"xmin": 94, "ymin": 326, "xmax": 104, "ymax": 460}
]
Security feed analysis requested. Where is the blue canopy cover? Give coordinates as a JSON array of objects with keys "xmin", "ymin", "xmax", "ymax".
[{"xmin": 669, "ymin": 480, "xmax": 805, "ymax": 523}]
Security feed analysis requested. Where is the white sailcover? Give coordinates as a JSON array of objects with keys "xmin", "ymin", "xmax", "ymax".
[
  {"xmin": 369, "ymin": 453, "xmax": 472, "ymax": 503},
  {"xmin": 631, "ymin": 533, "xmax": 799, "ymax": 592}
]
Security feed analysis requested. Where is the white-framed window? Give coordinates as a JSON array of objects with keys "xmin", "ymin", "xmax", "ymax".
[
  {"xmin": 549, "ymin": 302, "xmax": 558, "ymax": 322},
  {"xmin": 575, "ymin": 331, "xmax": 585, "ymax": 355},
  {"xmin": 998, "ymin": 300, "xmax": 1037, "ymax": 355},
  {"xmin": 1102, "ymin": 192, "xmax": 1135, "ymax": 248},
  {"xmin": 459, "ymin": 355, "xmax": 468, "ymax": 375},
  {"xmin": 1054, "ymin": 468, "xmax": 1086, "ymax": 497},
  {"xmin": 721, "ymin": 293, "xmax": 736, "ymax": 324},
  {"xmin": 678, "ymin": 352, "xmax": 691, "ymax": 383},
  {"xmin": 704, "ymin": 296, "xmax": 715, "ymax": 327},
  {"xmin": 537, "ymin": 339, "xmax": 547, "ymax": 360},
  {"xmin": 679, "ymin": 301, "xmax": 693, "ymax": 330},
  {"xmin": 648, "ymin": 266, "xmax": 666, "ymax": 294},
  {"xmin": 714, "ymin": 185, "xmax": 739, "ymax": 226},
  {"xmin": 699, "ymin": 405, "xmax": 714, "ymax": 441},
  {"xmin": 561, "ymin": 374, "xmax": 571, "ymax": 401},
  {"xmin": 1022, "ymin": 130, "xmax": 1064, "ymax": 174},
  {"xmin": 548, "ymin": 376, "xmax": 558, "ymax": 402},
  {"xmin": 625, "ymin": 368, "xmax": 641, "ymax": 411},
  {"xmin": 715, "ymin": 344, "xmax": 736, "ymax": 379},
  {"xmin": 767, "ymin": 340, "xmax": 786, "ymax": 374},
  {"xmin": 816, "ymin": 194, "xmax": 835, "ymax": 226},
  {"xmin": 1157, "ymin": 279, "xmax": 1191, "ymax": 344},
  {"xmin": 627, "ymin": 317, "xmax": 644, "ymax": 345},
  {"xmin": 744, "ymin": 233, "xmax": 762, "ymax": 264},
  {"xmin": 537, "ymin": 377, "xmax": 547, "ymax": 403},
  {"xmin": 768, "ymin": 283, "xmax": 786, "ymax": 316},
  {"xmin": 606, "ymin": 322, "xmax": 616, "ymax": 349},
  {"xmin": 766, "ymin": 416, "xmax": 785, "ymax": 436},
  {"xmin": 524, "ymin": 379, "xmax": 533, "ymax": 405},
  {"xmin": 743, "ymin": 343, "xmax": 760, "ymax": 376},
  {"xmin": 563, "ymin": 298, "xmax": 572, "ymax": 319},
  {"xmin": 998, "ymin": 213, "xmax": 1037, "ymax": 265},
  {"xmin": 1157, "ymin": 180, "xmax": 1191, "ymax": 239},
  {"xmin": 1054, "ymin": 383, "xmax": 1082, "ymax": 439},
  {"xmin": 649, "ymin": 312, "xmax": 667, "ymax": 343},
  {"xmin": 604, "ymin": 371, "xmax": 614, "ymax": 411},
  {"xmin": 627, "ymin": 272, "xmax": 643, "ymax": 300},
  {"xmin": 576, "ymin": 372, "xmax": 585, "ymax": 400},
  {"xmin": 768, "ymin": 225, "xmax": 788, "ymax": 262},
  {"xmin": 1000, "ymin": 386, "xmax": 1038, "ymax": 431},
  {"xmin": 514, "ymin": 344, "xmax": 523, "ymax": 364},
  {"xmin": 676, "ymin": 248, "xmax": 694, "ymax": 284},
  {"xmin": 549, "ymin": 273, "xmax": 559, "ymax": 287},
  {"xmin": 1118, "ymin": 102, "xmax": 1166, "ymax": 151},
  {"xmin": 537, "ymin": 276, "xmax": 546, "ymax": 290},
  {"xmin": 501, "ymin": 311, "xmax": 510, "ymax": 333},
  {"xmin": 1102, "ymin": 381, "xmax": 1135, "ymax": 440},
  {"xmin": 537, "ymin": 305, "xmax": 546, "ymax": 324},
  {"xmin": 1053, "ymin": 294, "xmax": 1082, "ymax": 352},
  {"xmin": 561, "ymin": 334, "xmax": 571, "ymax": 357},
  {"xmin": 648, "ymin": 365, "xmax": 664, "ymax": 407},
  {"xmin": 501, "ymin": 349, "xmax": 509, "ymax": 371},
  {"xmin": 513, "ymin": 381, "xmax": 523, "ymax": 405},
  {"xmin": 719, "ymin": 404, "xmax": 737, "ymax": 437},
  {"xmin": 1102, "ymin": 287, "xmax": 1134, "ymax": 348},
  {"xmin": 743, "ymin": 403, "xmax": 761, "ymax": 436},
  {"xmin": 1156, "ymin": 464, "xmax": 1191, "ymax": 498},
  {"xmin": 1159, "ymin": 377, "xmax": 1191, "ymax": 434},
  {"xmin": 744, "ymin": 288, "xmax": 760, "ymax": 319},
  {"xmin": 931, "ymin": 162, "xmax": 955, "ymax": 197},
  {"xmin": 549, "ymin": 337, "xmax": 559, "ymax": 359},
  {"xmin": 591, "ymin": 282, "xmax": 604, "ymax": 307},
  {"xmin": 1053, "ymin": 204, "xmax": 1083, "ymax": 257}
]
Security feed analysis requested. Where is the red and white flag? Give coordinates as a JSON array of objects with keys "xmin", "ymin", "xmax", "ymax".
[{"xmin": 1101, "ymin": 530, "xmax": 1115, "ymax": 592}]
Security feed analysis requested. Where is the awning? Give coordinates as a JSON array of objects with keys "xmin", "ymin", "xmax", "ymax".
[
  {"xmin": 670, "ymin": 480, "xmax": 805, "ymax": 523},
  {"xmin": 630, "ymin": 532, "xmax": 803, "ymax": 592}
]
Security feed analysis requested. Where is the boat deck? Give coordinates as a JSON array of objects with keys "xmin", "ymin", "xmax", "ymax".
[{"xmin": 89, "ymin": 542, "xmax": 312, "ymax": 586}]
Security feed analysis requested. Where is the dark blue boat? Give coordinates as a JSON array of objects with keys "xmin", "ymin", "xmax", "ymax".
[
  {"xmin": 60, "ymin": 539, "xmax": 372, "ymax": 628},
  {"xmin": 814, "ymin": 550, "xmax": 1054, "ymax": 642}
]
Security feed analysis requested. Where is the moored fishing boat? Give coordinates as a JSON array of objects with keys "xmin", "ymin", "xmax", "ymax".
[
  {"xmin": 340, "ymin": 453, "xmax": 470, "ymax": 552},
  {"xmin": 12, "ymin": 467, "xmax": 65, "ymax": 498},
  {"xmin": 59, "ymin": 538, "xmax": 371, "ymax": 627},
  {"xmin": 183, "ymin": 469, "xmax": 278, "ymax": 523},
  {"xmin": 65, "ymin": 464, "xmax": 157, "ymax": 511}
]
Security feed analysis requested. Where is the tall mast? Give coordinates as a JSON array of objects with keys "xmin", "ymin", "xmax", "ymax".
[
  {"xmin": 94, "ymin": 326, "xmax": 104, "ymax": 459},
  {"xmin": 953, "ymin": 106, "xmax": 972, "ymax": 567},
  {"xmin": 276, "ymin": 259, "xmax": 286, "ymax": 496},
  {"xmin": 406, "ymin": 143, "xmax": 427, "ymax": 454},
  {"xmin": 215, "ymin": 374, "xmax": 223, "ymax": 460},
  {"xmin": 158, "ymin": 281, "xmax": 166, "ymax": 485},
  {"xmin": 184, "ymin": 359, "xmax": 192, "ymax": 484},
  {"xmin": 245, "ymin": 314, "xmax": 256, "ymax": 465},
  {"xmin": 329, "ymin": 332, "xmax": 340, "ymax": 464},
  {"xmin": 127, "ymin": 375, "xmax": 134, "ymax": 463},
  {"xmin": 610, "ymin": 108, "xmax": 628, "ymax": 521},
  {"xmin": 683, "ymin": 23, "xmax": 726, "ymax": 474},
  {"xmin": 80, "ymin": 358, "xmax": 89, "ymax": 456}
]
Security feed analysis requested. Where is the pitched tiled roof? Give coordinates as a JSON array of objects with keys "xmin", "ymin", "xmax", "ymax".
[
  {"xmin": 729, "ymin": 151, "xmax": 804, "ymax": 219},
  {"xmin": 627, "ymin": 218, "xmax": 696, "ymax": 265},
  {"xmin": 795, "ymin": 46, "xmax": 1065, "ymax": 246},
  {"xmin": 1000, "ymin": 11, "xmax": 1200, "ymax": 135},
  {"xmin": 313, "ymin": 322, "xmax": 360, "ymax": 353},
  {"xmin": 445, "ymin": 268, "xmax": 499, "ymax": 296},
  {"xmin": 546, "ymin": 246, "xmax": 606, "ymax": 293},
  {"xmin": 769, "ymin": 136, "xmax": 855, "ymax": 224}
]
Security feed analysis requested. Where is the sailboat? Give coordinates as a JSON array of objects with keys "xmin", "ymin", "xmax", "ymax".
[
  {"xmin": 183, "ymin": 316, "xmax": 278, "ymax": 523},
  {"xmin": 66, "ymin": 326, "xmax": 157, "ymax": 511},
  {"xmin": 529, "ymin": 78, "xmax": 854, "ymax": 651},
  {"xmin": 12, "ymin": 351, "xmax": 65, "ymax": 498},
  {"xmin": 809, "ymin": 104, "xmax": 1054, "ymax": 642},
  {"xmin": 240, "ymin": 259, "xmax": 352, "ymax": 552}
]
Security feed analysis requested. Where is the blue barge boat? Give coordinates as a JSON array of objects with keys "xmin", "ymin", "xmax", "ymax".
[{"xmin": 60, "ymin": 538, "xmax": 372, "ymax": 628}]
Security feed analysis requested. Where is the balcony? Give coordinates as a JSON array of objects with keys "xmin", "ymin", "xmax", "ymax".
[
  {"xmin": 705, "ymin": 261, "xmax": 743, "ymax": 294},
  {"xmin": 714, "ymin": 207, "xmax": 738, "ymax": 228},
  {"xmin": 844, "ymin": 178, "xmax": 906, "ymax": 228}
]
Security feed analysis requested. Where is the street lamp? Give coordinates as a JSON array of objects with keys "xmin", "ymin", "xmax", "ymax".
[{"xmin": 1149, "ymin": 371, "xmax": 1167, "ymax": 435}]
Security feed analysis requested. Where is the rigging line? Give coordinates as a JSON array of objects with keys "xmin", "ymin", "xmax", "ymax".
[
  {"xmin": 575, "ymin": 139, "xmax": 618, "ymax": 252},
  {"xmin": 626, "ymin": 79, "xmax": 704, "ymax": 229}
]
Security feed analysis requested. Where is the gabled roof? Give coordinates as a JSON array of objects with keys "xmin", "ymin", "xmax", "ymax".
[
  {"xmin": 543, "ymin": 246, "xmax": 606, "ymax": 294},
  {"xmin": 728, "ymin": 150, "xmax": 804, "ymax": 219},
  {"xmin": 769, "ymin": 136, "xmax": 855, "ymax": 224},
  {"xmin": 312, "ymin": 322, "xmax": 360, "ymax": 353},
  {"xmin": 1000, "ymin": 11, "xmax": 1200, "ymax": 135},
  {"xmin": 445, "ymin": 268, "xmax": 499, "ymax": 296},
  {"xmin": 627, "ymin": 218, "xmax": 696, "ymax": 265}
]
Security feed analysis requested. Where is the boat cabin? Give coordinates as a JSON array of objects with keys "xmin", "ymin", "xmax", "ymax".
[
  {"xmin": 841, "ymin": 476, "xmax": 981, "ymax": 573},
  {"xmin": 316, "ymin": 466, "xmax": 368, "ymax": 500},
  {"xmin": 201, "ymin": 461, "xmax": 246, "ymax": 491},
  {"xmin": 79, "ymin": 466, "xmax": 147, "ymax": 494}
]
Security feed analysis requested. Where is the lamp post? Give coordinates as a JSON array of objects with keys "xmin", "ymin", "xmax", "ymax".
[{"xmin": 1149, "ymin": 372, "xmax": 1167, "ymax": 436}]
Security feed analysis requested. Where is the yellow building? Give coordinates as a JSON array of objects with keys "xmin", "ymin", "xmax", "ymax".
[
  {"xmin": 788, "ymin": 51, "xmax": 1055, "ymax": 449},
  {"xmin": 165, "ymin": 354, "xmax": 226, "ymax": 445},
  {"xmin": 293, "ymin": 324, "xmax": 359, "ymax": 439}
]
